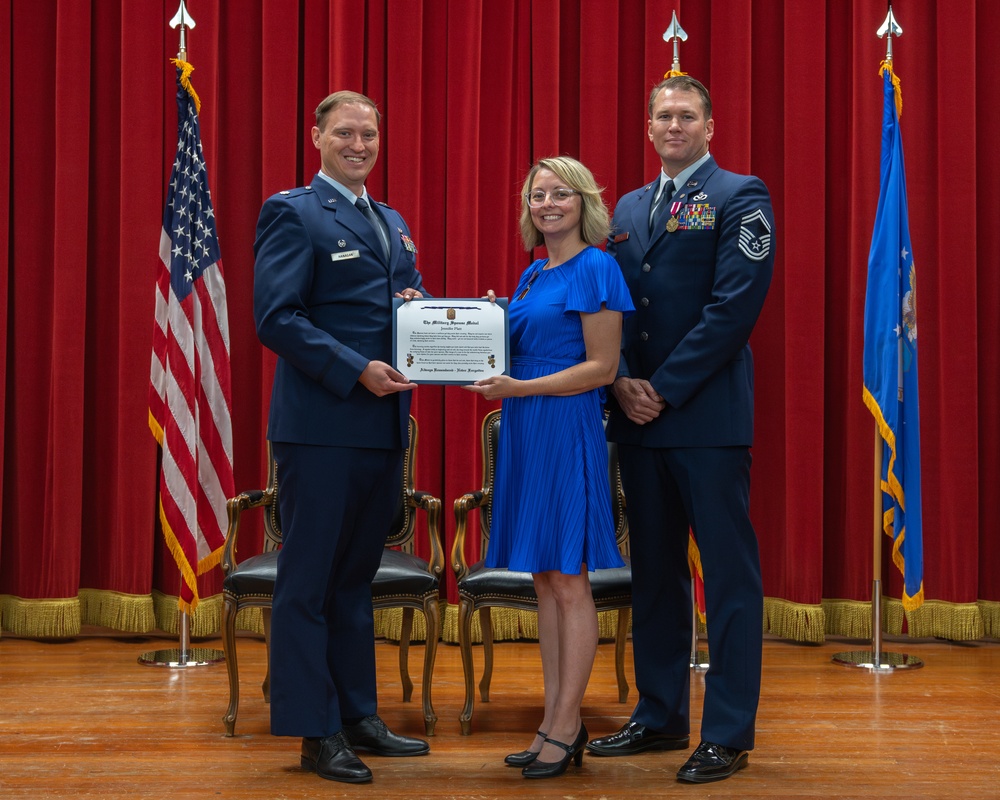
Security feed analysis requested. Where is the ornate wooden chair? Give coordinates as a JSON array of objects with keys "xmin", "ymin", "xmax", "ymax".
[
  {"xmin": 220, "ymin": 415, "xmax": 444, "ymax": 736},
  {"xmin": 450, "ymin": 408, "xmax": 632, "ymax": 734}
]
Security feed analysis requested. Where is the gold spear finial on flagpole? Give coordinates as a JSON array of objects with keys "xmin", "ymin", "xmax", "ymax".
[
  {"xmin": 170, "ymin": 0, "xmax": 197, "ymax": 62},
  {"xmin": 877, "ymin": 6, "xmax": 903, "ymax": 117},
  {"xmin": 877, "ymin": 5, "xmax": 902, "ymax": 65},
  {"xmin": 662, "ymin": 11, "xmax": 688, "ymax": 77}
]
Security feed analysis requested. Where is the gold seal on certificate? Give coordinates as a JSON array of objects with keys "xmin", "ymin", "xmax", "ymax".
[{"xmin": 393, "ymin": 298, "xmax": 510, "ymax": 384}]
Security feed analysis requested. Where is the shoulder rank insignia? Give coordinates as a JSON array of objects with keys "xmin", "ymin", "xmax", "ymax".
[{"xmin": 738, "ymin": 209, "xmax": 772, "ymax": 261}]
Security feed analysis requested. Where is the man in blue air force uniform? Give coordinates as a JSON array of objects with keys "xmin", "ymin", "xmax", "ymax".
[
  {"xmin": 254, "ymin": 90, "xmax": 429, "ymax": 785},
  {"xmin": 586, "ymin": 76, "xmax": 775, "ymax": 784}
]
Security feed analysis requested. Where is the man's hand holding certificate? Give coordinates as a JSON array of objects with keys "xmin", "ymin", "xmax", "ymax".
[{"xmin": 392, "ymin": 297, "xmax": 509, "ymax": 385}]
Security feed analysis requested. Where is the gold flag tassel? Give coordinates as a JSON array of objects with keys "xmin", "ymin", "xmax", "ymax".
[
  {"xmin": 171, "ymin": 57, "xmax": 202, "ymax": 113},
  {"xmin": 879, "ymin": 59, "xmax": 902, "ymax": 118}
]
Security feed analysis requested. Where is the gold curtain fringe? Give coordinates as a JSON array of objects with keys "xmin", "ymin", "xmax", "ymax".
[
  {"xmin": 518, "ymin": 609, "xmax": 540, "ymax": 639},
  {"xmin": 436, "ymin": 604, "xmax": 624, "ymax": 645},
  {"xmin": 440, "ymin": 605, "xmax": 524, "ymax": 644},
  {"xmin": 821, "ymin": 597, "xmax": 988, "ymax": 642},
  {"xmin": 79, "ymin": 589, "xmax": 155, "ymax": 632},
  {"xmin": 475, "ymin": 609, "xmax": 621, "ymax": 642},
  {"xmin": 764, "ymin": 598, "xmax": 826, "ymax": 644},
  {"xmin": 375, "ymin": 608, "xmax": 430, "ymax": 642},
  {"xmin": 821, "ymin": 599, "xmax": 874, "ymax": 639},
  {"xmin": 899, "ymin": 599, "xmax": 985, "ymax": 641},
  {"xmin": 0, "ymin": 595, "xmax": 81, "ymax": 637},
  {"xmin": 234, "ymin": 607, "xmax": 265, "ymax": 635},
  {"xmin": 597, "ymin": 609, "xmax": 626, "ymax": 639},
  {"xmin": 3, "ymin": 594, "xmax": 996, "ymax": 643},
  {"xmin": 149, "ymin": 591, "xmax": 265, "ymax": 636},
  {"xmin": 978, "ymin": 600, "xmax": 1000, "ymax": 639},
  {"xmin": 0, "ymin": 590, "xmax": 265, "ymax": 638},
  {"xmin": 151, "ymin": 591, "xmax": 224, "ymax": 637},
  {"xmin": 882, "ymin": 597, "xmax": 905, "ymax": 634}
]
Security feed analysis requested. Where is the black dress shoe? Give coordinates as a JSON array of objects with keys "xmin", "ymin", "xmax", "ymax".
[
  {"xmin": 676, "ymin": 740, "xmax": 749, "ymax": 783},
  {"xmin": 521, "ymin": 724, "xmax": 588, "ymax": 779},
  {"xmin": 505, "ymin": 729, "xmax": 548, "ymax": 767},
  {"xmin": 585, "ymin": 721, "xmax": 690, "ymax": 756},
  {"xmin": 301, "ymin": 732, "xmax": 372, "ymax": 783},
  {"xmin": 342, "ymin": 714, "xmax": 430, "ymax": 757}
]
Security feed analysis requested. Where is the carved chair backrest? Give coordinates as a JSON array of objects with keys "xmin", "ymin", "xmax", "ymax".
[{"xmin": 264, "ymin": 416, "xmax": 418, "ymax": 554}]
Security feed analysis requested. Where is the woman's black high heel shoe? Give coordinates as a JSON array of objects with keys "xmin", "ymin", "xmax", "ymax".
[
  {"xmin": 504, "ymin": 730, "xmax": 548, "ymax": 767},
  {"xmin": 521, "ymin": 724, "xmax": 587, "ymax": 779}
]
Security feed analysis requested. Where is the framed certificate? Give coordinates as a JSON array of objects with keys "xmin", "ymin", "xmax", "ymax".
[{"xmin": 392, "ymin": 297, "xmax": 510, "ymax": 385}]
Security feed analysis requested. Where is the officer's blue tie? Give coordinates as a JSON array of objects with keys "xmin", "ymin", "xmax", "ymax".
[
  {"xmin": 649, "ymin": 179, "xmax": 675, "ymax": 236},
  {"xmin": 356, "ymin": 196, "xmax": 390, "ymax": 261}
]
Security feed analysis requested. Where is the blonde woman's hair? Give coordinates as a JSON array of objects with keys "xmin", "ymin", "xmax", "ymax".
[{"xmin": 518, "ymin": 156, "xmax": 611, "ymax": 250}]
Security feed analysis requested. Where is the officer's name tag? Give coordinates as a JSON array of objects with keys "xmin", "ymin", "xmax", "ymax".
[{"xmin": 331, "ymin": 250, "xmax": 360, "ymax": 261}]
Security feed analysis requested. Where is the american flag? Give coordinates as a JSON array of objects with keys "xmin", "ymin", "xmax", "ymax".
[{"xmin": 149, "ymin": 59, "xmax": 234, "ymax": 613}]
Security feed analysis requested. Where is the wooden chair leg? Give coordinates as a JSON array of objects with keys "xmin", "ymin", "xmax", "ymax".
[
  {"xmin": 221, "ymin": 597, "xmax": 240, "ymax": 736},
  {"xmin": 479, "ymin": 606, "xmax": 494, "ymax": 702},
  {"xmin": 261, "ymin": 606, "xmax": 272, "ymax": 703},
  {"xmin": 398, "ymin": 607, "xmax": 414, "ymax": 703},
  {"xmin": 420, "ymin": 595, "xmax": 440, "ymax": 736},
  {"xmin": 458, "ymin": 597, "xmax": 476, "ymax": 735},
  {"xmin": 615, "ymin": 608, "xmax": 631, "ymax": 703}
]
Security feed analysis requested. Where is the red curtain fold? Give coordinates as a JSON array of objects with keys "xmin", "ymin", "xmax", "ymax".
[
  {"xmin": 1, "ymin": 0, "xmax": 996, "ymax": 640},
  {"xmin": 0, "ymin": 0, "xmax": 10, "ymax": 542},
  {"xmin": 923, "ymin": 3, "xmax": 979, "ymax": 607},
  {"xmin": 976, "ymin": 3, "xmax": 1000, "ymax": 608}
]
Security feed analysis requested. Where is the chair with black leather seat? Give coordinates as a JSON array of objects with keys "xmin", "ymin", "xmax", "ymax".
[
  {"xmin": 450, "ymin": 408, "xmax": 632, "ymax": 735},
  {"xmin": 220, "ymin": 415, "xmax": 444, "ymax": 737}
]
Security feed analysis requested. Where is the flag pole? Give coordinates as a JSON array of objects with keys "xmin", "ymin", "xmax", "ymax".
[
  {"xmin": 871, "ymin": 425, "xmax": 884, "ymax": 665},
  {"xmin": 832, "ymin": 5, "xmax": 921, "ymax": 671},
  {"xmin": 139, "ymin": 0, "xmax": 224, "ymax": 669},
  {"xmin": 690, "ymin": 579, "xmax": 709, "ymax": 670},
  {"xmin": 832, "ymin": 426, "xmax": 920, "ymax": 669},
  {"xmin": 659, "ymin": 10, "xmax": 707, "ymax": 672}
]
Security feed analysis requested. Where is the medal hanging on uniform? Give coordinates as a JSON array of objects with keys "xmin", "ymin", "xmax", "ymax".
[{"xmin": 666, "ymin": 201, "xmax": 683, "ymax": 232}]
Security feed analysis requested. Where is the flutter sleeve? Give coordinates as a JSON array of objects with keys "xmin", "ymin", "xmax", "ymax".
[{"xmin": 565, "ymin": 246, "xmax": 635, "ymax": 316}]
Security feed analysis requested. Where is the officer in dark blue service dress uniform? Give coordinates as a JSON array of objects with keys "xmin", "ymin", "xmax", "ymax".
[
  {"xmin": 586, "ymin": 75, "xmax": 775, "ymax": 785},
  {"xmin": 253, "ymin": 91, "xmax": 430, "ymax": 784}
]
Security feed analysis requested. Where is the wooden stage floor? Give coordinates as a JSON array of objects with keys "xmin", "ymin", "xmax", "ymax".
[{"xmin": 1, "ymin": 632, "xmax": 997, "ymax": 799}]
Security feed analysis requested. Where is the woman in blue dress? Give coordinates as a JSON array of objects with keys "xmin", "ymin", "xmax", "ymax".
[{"xmin": 466, "ymin": 156, "xmax": 634, "ymax": 779}]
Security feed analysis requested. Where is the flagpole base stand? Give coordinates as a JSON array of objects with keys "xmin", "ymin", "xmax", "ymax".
[
  {"xmin": 831, "ymin": 650, "xmax": 923, "ymax": 670},
  {"xmin": 137, "ymin": 647, "xmax": 226, "ymax": 667},
  {"xmin": 690, "ymin": 650, "xmax": 710, "ymax": 671}
]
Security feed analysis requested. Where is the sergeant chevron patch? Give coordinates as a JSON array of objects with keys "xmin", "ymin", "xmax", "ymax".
[{"xmin": 738, "ymin": 209, "xmax": 772, "ymax": 262}]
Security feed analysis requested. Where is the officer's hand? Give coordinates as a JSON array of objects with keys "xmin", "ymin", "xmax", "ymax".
[
  {"xmin": 613, "ymin": 377, "xmax": 665, "ymax": 425},
  {"xmin": 359, "ymin": 361, "xmax": 416, "ymax": 396},
  {"xmin": 463, "ymin": 374, "xmax": 520, "ymax": 401}
]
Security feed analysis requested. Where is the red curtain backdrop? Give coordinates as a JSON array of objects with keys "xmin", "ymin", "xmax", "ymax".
[{"xmin": 1, "ymin": 0, "xmax": 997, "ymax": 643}]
